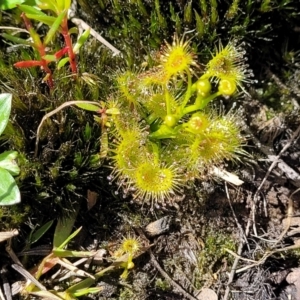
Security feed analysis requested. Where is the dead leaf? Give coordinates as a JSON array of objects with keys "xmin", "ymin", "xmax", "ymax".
[{"xmin": 87, "ymin": 190, "xmax": 98, "ymax": 210}]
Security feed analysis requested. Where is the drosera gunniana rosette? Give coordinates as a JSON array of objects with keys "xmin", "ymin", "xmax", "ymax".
[{"xmin": 104, "ymin": 35, "xmax": 250, "ymax": 206}]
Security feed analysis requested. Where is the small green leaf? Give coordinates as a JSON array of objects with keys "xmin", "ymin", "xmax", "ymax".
[
  {"xmin": 53, "ymin": 249, "xmax": 94, "ymax": 257},
  {"xmin": 68, "ymin": 27, "xmax": 78, "ymax": 35},
  {"xmin": 0, "ymin": 0, "xmax": 25, "ymax": 10},
  {"xmin": 57, "ymin": 227, "xmax": 82, "ymax": 249},
  {"xmin": 44, "ymin": 10, "xmax": 67, "ymax": 45},
  {"xmin": 75, "ymin": 103, "xmax": 100, "ymax": 112},
  {"xmin": 53, "ymin": 212, "xmax": 77, "ymax": 248},
  {"xmin": 106, "ymin": 108, "xmax": 120, "ymax": 115},
  {"xmin": 42, "ymin": 54, "xmax": 57, "ymax": 62},
  {"xmin": 0, "ymin": 168, "xmax": 21, "ymax": 205},
  {"xmin": 57, "ymin": 57, "xmax": 69, "ymax": 69},
  {"xmin": 84, "ymin": 123, "xmax": 92, "ymax": 140},
  {"xmin": 25, "ymin": 13, "xmax": 56, "ymax": 26},
  {"xmin": 73, "ymin": 287, "xmax": 104, "ymax": 297},
  {"xmin": 30, "ymin": 220, "xmax": 54, "ymax": 244},
  {"xmin": 0, "ymin": 151, "xmax": 20, "ymax": 176},
  {"xmin": 93, "ymin": 115, "xmax": 101, "ymax": 123},
  {"xmin": 73, "ymin": 28, "xmax": 90, "ymax": 53},
  {"xmin": 0, "ymin": 93, "xmax": 12, "ymax": 136}
]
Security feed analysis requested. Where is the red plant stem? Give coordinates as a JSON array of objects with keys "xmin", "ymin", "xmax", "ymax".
[
  {"xmin": 20, "ymin": 13, "xmax": 54, "ymax": 88},
  {"xmin": 60, "ymin": 17, "xmax": 77, "ymax": 74}
]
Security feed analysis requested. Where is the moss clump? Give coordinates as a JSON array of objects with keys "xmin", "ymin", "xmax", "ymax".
[{"xmin": 195, "ymin": 231, "xmax": 236, "ymax": 289}]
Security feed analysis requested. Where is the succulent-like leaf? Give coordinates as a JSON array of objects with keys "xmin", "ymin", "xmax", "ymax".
[
  {"xmin": 73, "ymin": 28, "xmax": 90, "ymax": 54},
  {"xmin": 0, "ymin": 168, "xmax": 21, "ymax": 205},
  {"xmin": 0, "ymin": 151, "xmax": 20, "ymax": 176},
  {"xmin": 14, "ymin": 60, "xmax": 44, "ymax": 68},
  {"xmin": 106, "ymin": 108, "xmax": 120, "ymax": 115},
  {"xmin": 72, "ymin": 287, "xmax": 104, "ymax": 297},
  {"xmin": 42, "ymin": 54, "xmax": 57, "ymax": 62},
  {"xmin": 57, "ymin": 57, "xmax": 70, "ymax": 69},
  {"xmin": 0, "ymin": 93, "xmax": 12, "ymax": 136}
]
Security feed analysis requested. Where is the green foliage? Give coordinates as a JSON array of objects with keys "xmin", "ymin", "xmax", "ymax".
[
  {"xmin": 0, "ymin": 0, "xmax": 38, "ymax": 10},
  {"xmin": 0, "ymin": 93, "xmax": 21, "ymax": 205},
  {"xmin": 2, "ymin": 0, "xmax": 90, "ymax": 87}
]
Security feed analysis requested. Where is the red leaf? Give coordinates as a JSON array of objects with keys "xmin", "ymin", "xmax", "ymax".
[
  {"xmin": 54, "ymin": 47, "xmax": 69, "ymax": 59},
  {"xmin": 14, "ymin": 60, "xmax": 44, "ymax": 68}
]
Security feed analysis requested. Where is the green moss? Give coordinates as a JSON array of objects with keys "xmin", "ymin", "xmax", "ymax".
[
  {"xmin": 155, "ymin": 278, "xmax": 171, "ymax": 291},
  {"xmin": 194, "ymin": 230, "xmax": 236, "ymax": 288}
]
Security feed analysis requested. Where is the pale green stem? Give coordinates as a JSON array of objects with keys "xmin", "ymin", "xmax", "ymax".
[
  {"xmin": 181, "ymin": 69, "xmax": 193, "ymax": 110},
  {"xmin": 182, "ymin": 91, "xmax": 221, "ymax": 116},
  {"xmin": 165, "ymin": 87, "xmax": 171, "ymax": 115}
]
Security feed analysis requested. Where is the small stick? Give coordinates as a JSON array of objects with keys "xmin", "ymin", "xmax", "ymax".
[
  {"xmin": 149, "ymin": 249, "xmax": 198, "ymax": 300},
  {"xmin": 272, "ymin": 188, "xmax": 300, "ymax": 248}
]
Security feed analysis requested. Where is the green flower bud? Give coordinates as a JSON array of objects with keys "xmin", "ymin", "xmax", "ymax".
[
  {"xmin": 195, "ymin": 78, "xmax": 212, "ymax": 97},
  {"xmin": 164, "ymin": 114, "xmax": 177, "ymax": 128},
  {"xmin": 218, "ymin": 79, "xmax": 237, "ymax": 95}
]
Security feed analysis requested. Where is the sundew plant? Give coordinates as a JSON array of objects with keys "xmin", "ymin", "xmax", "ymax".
[{"xmin": 102, "ymin": 36, "xmax": 252, "ymax": 205}]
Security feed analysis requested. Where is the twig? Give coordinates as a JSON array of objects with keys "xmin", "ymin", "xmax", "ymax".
[
  {"xmin": 148, "ymin": 249, "xmax": 198, "ymax": 300},
  {"xmin": 272, "ymin": 188, "xmax": 300, "ymax": 248}
]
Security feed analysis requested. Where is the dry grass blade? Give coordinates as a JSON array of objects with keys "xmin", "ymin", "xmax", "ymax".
[
  {"xmin": 0, "ymin": 230, "xmax": 18, "ymax": 243},
  {"xmin": 11, "ymin": 264, "xmax": 46, "ymax": 291}
]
